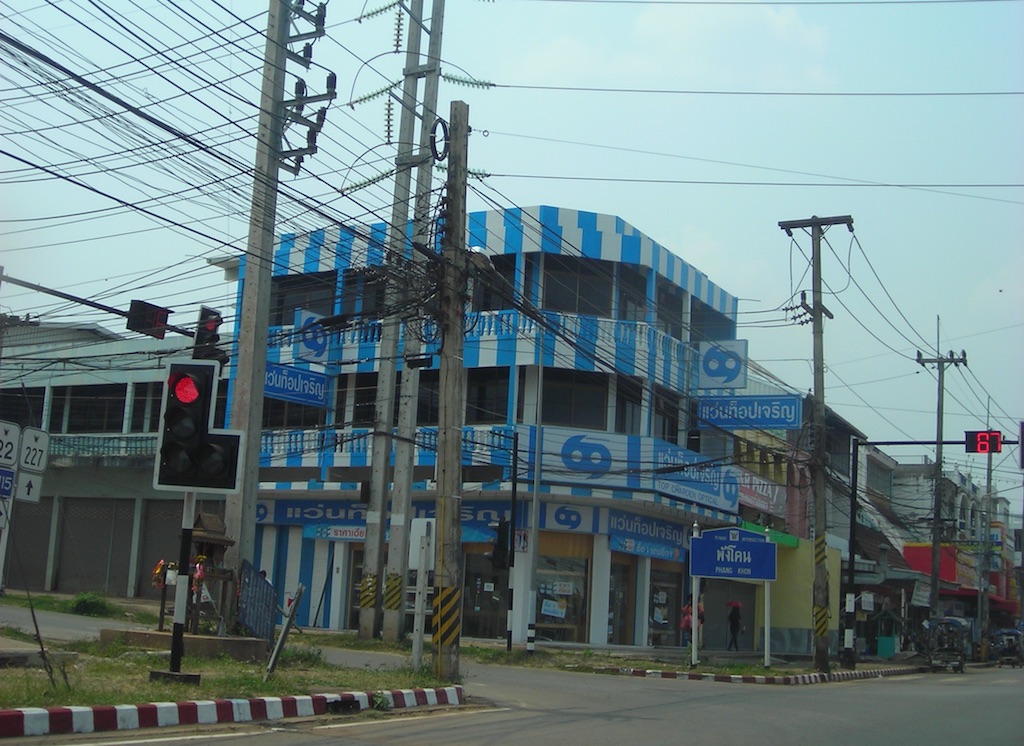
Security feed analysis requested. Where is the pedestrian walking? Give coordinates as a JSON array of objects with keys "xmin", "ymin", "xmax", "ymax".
[{"xmin": 727, "ymin": 603, "xmax": 741, "ymax": 651}]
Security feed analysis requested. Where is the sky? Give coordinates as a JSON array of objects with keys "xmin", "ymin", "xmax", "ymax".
[{"xmin": 0, "ymin": 0, "xmax": 1021, "ymax": 512}]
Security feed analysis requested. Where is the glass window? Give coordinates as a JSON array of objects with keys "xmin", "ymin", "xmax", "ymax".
[
  {"xmin": 50, "ymin": 384, "xmax": 126, "ymax": 433},
  {"xmin": 472, "ymin": 254, "xmax": 516, "ymax": 312},
  {"xmin": 543, "ymin": 256, "xmax": 612, "ymax": 317},
  {"xmin": 416, "ymin": 369, "xmax": 440, "ymax": 425},
  {"xmin": 262, "ymin": 397, "xmax": 325, "ymax": 428},
  {"xmin": 0, "ymin": 386, "xmax": 44, "ymax": 428},
  {"xmin": 269, "ymin": 270, "xmax": 336, "ymax": 327},
  {"xmin": 656, "ymin": 279, "xmax": 683, "ymax": 340},
  {"xmin": 615, "ymin": 377, "xmax": 643, "ymax": 435},
  {"xmin": 340, "ymin": 267, "xmax": 386, "ymax": 323},
  {"xmin": 618, "ymin": 264, "xmax": 647, "ymax": 322},
  {"xmin": 652, "ymin": 387, "xmax": 679, "ymax": 444},
  {"xmin": 536, "ymin": 555, "xmax": 589, "ymax": 643},
  {"xmin": 543, "ymin": 370, "xmax": 607, "ymax": 430},
  {"xmin": 130, "ymin": 382, "xmax": 163, "ymax": 433},
  {"xmin": 350, "ymin": 373, "xmax": 378, "ymax": 427},
  {"xmin": 466, "ymin": 367, "xmax": 508, "ymax": 424}
]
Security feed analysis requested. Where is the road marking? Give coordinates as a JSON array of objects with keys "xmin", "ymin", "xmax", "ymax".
[
  {"xmin": 94, "ymin": 731, "xmax": 257, "ymax": 745},
  {"xmin": 314, "ymin": 707, "xmax": 511, "ymax": 731}
]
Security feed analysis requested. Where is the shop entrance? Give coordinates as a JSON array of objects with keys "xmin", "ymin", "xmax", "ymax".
[
  {"xmin": 609, "ymin": 553, "xmax": 636, "ymax": 644},
  {"xmin": 463, "ymin": 552, "xmax": 508, "ymax": 639}
]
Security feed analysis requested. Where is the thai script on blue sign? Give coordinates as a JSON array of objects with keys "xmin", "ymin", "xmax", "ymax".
[
  {"xmin": 610, "ymin": 534, "xmax": 684, "ymax": 561},
  {"xmin": 608, "ymin": 509, "xmax": 686, "ymax": 548},
  {"xmin": 652, "ymin": 442, "xmax": 740, "ymax": 513},
  {"xmin": 265, "ymin": 363, "xmax": 329, "ymax": 408},
  {"xmin": 697, "ymin": 394, "xmax": 803, "ymax": 431},
  {"xmin": 690, "ymin": 527, "xmax": 777, "ymax": 581}
]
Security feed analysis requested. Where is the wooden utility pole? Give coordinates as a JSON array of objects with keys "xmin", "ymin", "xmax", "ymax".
[
  {"xmin": 916, "ymin": 344, "xmax": 967, "ymax": 619},
  {"xmin": 433, "ymin": 100, "xmax": 469, "ymax": 682},
  {"xmin": 779, "ymin": 214, "xmax": 853, "ymax": 674}
]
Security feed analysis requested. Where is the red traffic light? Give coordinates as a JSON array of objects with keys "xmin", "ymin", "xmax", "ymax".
[{"xmin": 169, "ymin": 372, "xmax": 202, "ymax": 405}]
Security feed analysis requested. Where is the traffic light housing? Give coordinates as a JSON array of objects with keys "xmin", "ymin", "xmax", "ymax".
[
  {"xmin": 154, "ymin": 360, "xmax": 242, "ymax": 492},
  {"xmin": 487, "ymin": 518, "xmax": 511, "ymax": 570},
  {"xmin": 192, "ymin": 306, "xmax": 228, "ymax": 364}
]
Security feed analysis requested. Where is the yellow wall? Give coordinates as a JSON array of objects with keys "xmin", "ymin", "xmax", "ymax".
[{"xmin": 755, "ymin": 538, "xmax": 841, "ymax": 633}]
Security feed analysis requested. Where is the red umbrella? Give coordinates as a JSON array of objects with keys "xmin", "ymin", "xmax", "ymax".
[{"xmin": 726, "ymin": 600, "xmax": 742, "ymax": 608}]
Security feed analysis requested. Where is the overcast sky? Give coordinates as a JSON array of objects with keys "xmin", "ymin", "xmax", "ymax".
[{"xmin": 1, "ymin": 0, "xmax": 1021, "ymax": 510}]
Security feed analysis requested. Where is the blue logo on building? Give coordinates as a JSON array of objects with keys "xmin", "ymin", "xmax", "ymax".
[{"xmin": 560, "ymin": 434, "xmax": 612, "ymax": 478}]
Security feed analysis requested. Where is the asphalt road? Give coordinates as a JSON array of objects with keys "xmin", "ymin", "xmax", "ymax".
[
  {"xmin": 0, "ymin": 601, "xmax": 152, "ymax": 644},
  {"xmin": 3, "ymin": 604, "xmax": 1022, "ymax": 745}
]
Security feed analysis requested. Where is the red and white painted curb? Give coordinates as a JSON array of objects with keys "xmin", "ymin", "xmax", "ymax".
[
  {"xmin": 0, "ymin": 686, "xmax": 464, "ymax": 739},
  {"xmin": 601, "ymin": 665, "xmax": 924, "ymax": 685}
]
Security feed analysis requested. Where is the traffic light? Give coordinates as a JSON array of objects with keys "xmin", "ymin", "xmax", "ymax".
[
  {"xmin": 154, "ymin": 360, "xmax": 242, "ymax": 492},
  {"xmin": 192, "ymin": 306, "xmax": 227, "ymax": 364},
  {"xmin": 486, "ymin": 518, "xmax": 511, "ymax": 570},
  {"xmin": 126, "ymin": 300, "xmax": 171, "ymax": 339}
]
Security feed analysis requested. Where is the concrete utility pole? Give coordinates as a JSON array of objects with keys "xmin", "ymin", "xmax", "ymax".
[
  {"xmin": 778, "ymin": 214, "xmax": 853, "ymax": 674},
  {"xmin": 916, "ymin": 344, "xmax": 967, "ymax": 619},
  {"xmin": 227, "ymin": 0, "xmax": 332, "ymax": 578},
  {"xmin": 381, "ymin": 0, "xmax": 448, "ymax": 644},
  {"xmin": 225, "ymin": 0, "xmax": 292, "ymax": 575},
  {"xmin": 433, "ymin": 100, "xmax": 469, "ymax": 682}
]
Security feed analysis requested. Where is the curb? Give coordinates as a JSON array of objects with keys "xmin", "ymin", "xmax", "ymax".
[
  {"xmin": 0, "ymin": 686, "xmax": 464, "ymax": 739},
  {"xmin": 598, "ymin": 665, "xmax": 925, "ymax": 685}
]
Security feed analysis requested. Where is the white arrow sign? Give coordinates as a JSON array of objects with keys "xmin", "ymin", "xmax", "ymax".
[{"xmin": 16, "ymin": 471, "xmax": 41, "ymax": 504}]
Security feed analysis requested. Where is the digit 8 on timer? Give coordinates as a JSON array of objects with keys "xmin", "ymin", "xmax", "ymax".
[{"xmin": 964, "ymin": 430, "xmax": 1002, "ymax": 454}]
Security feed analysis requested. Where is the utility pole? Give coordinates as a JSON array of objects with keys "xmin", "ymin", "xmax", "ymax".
[
  {"xmin": 226, "ymin": 1, "xmax": 332, "ymax": 578},
  {"xmin": 916, "ymin": 344, "xmax": 967, "ymax": 619},
  {"xmin": 381, "ymin": 0, "xmax": 448, "ymax": 644},
  {"xmin": 433, "ymin": 100, "xmax": 469, "ymax": 682},
  {"xmin": 778, "ymin": 214, "xmax": 853, "ymax": 674},
  {"xmin": 979, "ymin": 398, "xmax": 994, "ymax": 659}
]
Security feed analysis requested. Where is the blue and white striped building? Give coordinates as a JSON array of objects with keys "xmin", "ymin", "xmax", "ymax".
[{"xmin": 239, "ymin": 205, "xmax": 806, "ymax": 646}]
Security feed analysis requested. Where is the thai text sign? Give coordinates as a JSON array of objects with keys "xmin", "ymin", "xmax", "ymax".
[
  {"xmin": 265, "ymin": 363, "xmax": 329, "ymax": 408},
  {"xmin": 697, "ymin": 395, "xmax": 803, "ymax": 431},
  {"xmin": 690, "ymin": 527, "xmax": 777, "ymax": 581}
]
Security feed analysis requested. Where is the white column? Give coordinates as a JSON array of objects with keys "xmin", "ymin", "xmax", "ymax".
[{"xmin": 589, "ymin": 533, "xmax": 612, "ymax": 645}]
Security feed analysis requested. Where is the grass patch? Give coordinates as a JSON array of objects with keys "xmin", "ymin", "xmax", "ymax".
[
  {"xmin": 0, "ymin": 592, "xmax": 159, "ymax": 627},
  {"xmin": 0, "ymin": 641, "xmax": 447, "ymax": 710}
]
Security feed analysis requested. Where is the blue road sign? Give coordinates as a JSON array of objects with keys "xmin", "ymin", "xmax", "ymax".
[
  {"xmin": 0, "ymin": 467, "xmax": 15, "ymax": 499},
  {"xmin": 690, "ymin": 527, "xmax": 777, "ymax": 581}
]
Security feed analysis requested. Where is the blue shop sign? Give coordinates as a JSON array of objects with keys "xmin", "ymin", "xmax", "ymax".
[
  {"xmin": 697, "ymin": 395, "xmax": 803, "ymax": 431},
  {"xmin": 265, "ymin": 364, "xmax": 329, "ymax": 408}
]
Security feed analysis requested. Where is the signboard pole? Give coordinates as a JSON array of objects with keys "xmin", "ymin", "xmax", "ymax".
[
  {"xmin": 690, "ymin": 522, "xmax": 700, "ymax": 668},
  {"xmin": 0, "ymin": 499, "xmax": 12, "ymax": 593},
  {"xmin": 764, "ymin": 525, "xmax": 772, "ymax": 668}
]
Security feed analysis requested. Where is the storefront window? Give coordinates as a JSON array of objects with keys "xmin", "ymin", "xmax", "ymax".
[
  {"xmin": 536, "ymin": 555, "xmax": 588, "ymax": 642},
  {"xmin": 649, "ymin": 566, "xmax": 683, "ymax": 647}
]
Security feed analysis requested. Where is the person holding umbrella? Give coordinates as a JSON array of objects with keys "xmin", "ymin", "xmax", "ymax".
[{"xmin": 727, "ymin": 601, "xmax": 742, "ymax": 651}]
